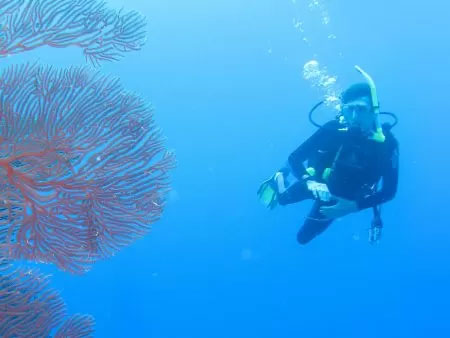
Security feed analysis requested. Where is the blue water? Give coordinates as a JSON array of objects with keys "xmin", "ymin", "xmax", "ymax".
[{"xmin": 7, "ymin": 0, "xmax": 450, "ymax": 337}]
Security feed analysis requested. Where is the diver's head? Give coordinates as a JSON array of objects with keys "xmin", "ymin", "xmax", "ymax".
[{"xmin": 340, "ymin": 83, "xmax": 375, "ymax": 133}]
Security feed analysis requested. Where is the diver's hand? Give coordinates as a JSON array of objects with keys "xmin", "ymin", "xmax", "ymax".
[
  {"xmin": 306, "ymin": 180, "xmax": 331, "ymax": 202},
  {"xmin": 319, "ymin": 196, "xmax": 358, "ymax": 219}
]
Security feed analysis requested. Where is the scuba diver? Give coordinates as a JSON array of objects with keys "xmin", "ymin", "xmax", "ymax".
[{"xmin": 258, "ymin": 66, "xmax": 399, "ymax": 245}]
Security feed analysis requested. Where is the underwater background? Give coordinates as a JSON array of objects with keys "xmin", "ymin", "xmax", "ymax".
[{"xmin": 4, "ymin": 0, "xmax": 450, "ymax": 337}]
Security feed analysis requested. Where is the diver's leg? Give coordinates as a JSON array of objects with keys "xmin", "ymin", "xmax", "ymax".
[
  {"xmin": 278, "ymin": 180, "xmax": 313, "ymax": 206},
  {"xmin": 297, "ymin": 201, "xmax": 334, "ymax": 245}
]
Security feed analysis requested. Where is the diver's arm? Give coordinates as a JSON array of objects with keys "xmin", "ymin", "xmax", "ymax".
[
  {"xmin": 356, "ymin": 143, "xmax": 399, "ymax": 210},
  {"xmin": 287, "ymin": 122, "xmax": 337, "ymax": 179}
]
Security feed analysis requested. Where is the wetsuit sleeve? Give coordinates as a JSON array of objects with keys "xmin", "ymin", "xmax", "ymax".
[
  {"xmin": 356, "ymin": 140, "xmax": 399, "ymax": 210},
  {"xmin": 287, "ymin": 122, "xmax": 336, "ymax": 179}
]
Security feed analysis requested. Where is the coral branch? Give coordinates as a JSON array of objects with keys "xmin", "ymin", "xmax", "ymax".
[
  {"xmin": 55, "ymin": 313, "xmax": 95, "ymax": 338},
  {"xmin": 0, "ymin": 0, "xmax": 147, "ymax": 65},
  {"xmin": 0, "ymin": 256, "xmax": 95, "ymax": 337},
  {"xmin": 0, "ymin": 63, "xmax": 175, "ymax": 274}
]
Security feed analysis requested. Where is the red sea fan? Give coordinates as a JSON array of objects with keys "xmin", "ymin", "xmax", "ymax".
[
  {"xmin": 0, "ymin": 0, "xmax": 146, "ymax": 66},
  {"xmin": 0, "ymin": 63, "xmax": 175, "ymax": 274},
  {"xmin": 0, "ymin": 257, "xmax": 95, "ymax": 337},
  {"xmin": 54, "ymin": 314, "xmax": 95, "ymax": 338}
]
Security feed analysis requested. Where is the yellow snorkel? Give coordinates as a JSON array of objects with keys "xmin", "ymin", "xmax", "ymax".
[{"xmin": 354, "ymin": 65, "xmax": 386, "ymax": 143}]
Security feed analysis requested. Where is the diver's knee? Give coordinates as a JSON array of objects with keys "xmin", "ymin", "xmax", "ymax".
[{"xmin": 297, "ymin": 232, "xmax": 313, "ymax": 245}]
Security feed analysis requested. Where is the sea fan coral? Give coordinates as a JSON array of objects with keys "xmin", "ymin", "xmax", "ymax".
[
  {"xmin": 0, "ymin": 63, "xmax": 174, "ymax": 274},
  {"xmin": 0, "ymin": 257, "xmax": 95, "ymax": 337},
  {"xmin": 0, "ymin": 0, "xmax": 146, "ymax": 65}
]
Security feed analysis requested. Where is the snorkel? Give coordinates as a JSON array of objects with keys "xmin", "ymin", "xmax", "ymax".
[{"xmin": 354, "ymin": 65, "xmax": 386, "ymax": 143}]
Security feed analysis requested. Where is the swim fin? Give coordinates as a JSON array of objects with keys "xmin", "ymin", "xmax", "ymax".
[{"xmin": 257, "ymin": 174, "xmax": 279, "ymax": 210}]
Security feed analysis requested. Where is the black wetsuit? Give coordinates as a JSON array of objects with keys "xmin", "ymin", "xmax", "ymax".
[{"xmin": 279, "ymin": 121, "xmax": 399, "ymax": 244}]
